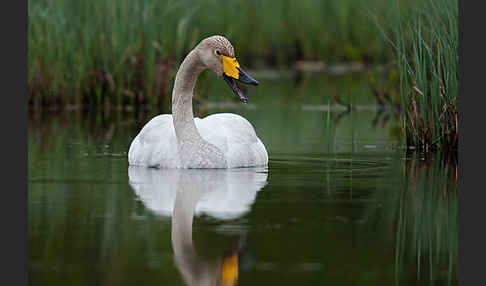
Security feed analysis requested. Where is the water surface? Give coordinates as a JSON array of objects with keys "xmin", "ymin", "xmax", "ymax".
[{"xmin": 28, "ymin": 74, "xmax": 457, "ymax": 285}]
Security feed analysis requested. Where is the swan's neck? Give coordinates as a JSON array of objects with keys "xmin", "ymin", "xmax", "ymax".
[
  {"xmin": 171, "ymin": 50, "xmax": 227, "ymax": 168},
  {"xmin": 172, "ymin": 50, "xmax": 205, "ymax": 142}
]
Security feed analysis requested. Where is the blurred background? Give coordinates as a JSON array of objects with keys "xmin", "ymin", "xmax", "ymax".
[{"xmin": 28, "ymin": 0, "xmax": 407, "ymax": 110}]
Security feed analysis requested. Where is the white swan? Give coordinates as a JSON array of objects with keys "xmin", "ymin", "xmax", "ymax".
[{"xmin": 128, "ymin": 35, "xmax": 268, "ymax": 168}]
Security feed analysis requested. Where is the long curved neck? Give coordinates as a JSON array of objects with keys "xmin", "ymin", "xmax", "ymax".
[
  {"xmin": 172, "ymin": 49, "xmax": 205, "ymax": 142},
  {"xmin": 171, "ymin": 49, "xmax": 227, "ymax": 168}
]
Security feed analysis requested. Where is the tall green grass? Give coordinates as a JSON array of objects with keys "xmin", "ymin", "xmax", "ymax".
[
  {"xmin": 28, "ymin": 0, "xmax": 401, "ymax": 110},
  {"xmin": 382, "ymin": 0, "xmax": 458, "ymax": 152}
]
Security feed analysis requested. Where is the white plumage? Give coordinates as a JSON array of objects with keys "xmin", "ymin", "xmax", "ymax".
[{"xmin": 128, "ymin": 113, "xmax": 268, "ymax": 168}]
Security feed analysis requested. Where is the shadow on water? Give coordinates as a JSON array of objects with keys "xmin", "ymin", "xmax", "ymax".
[{"xmin": 128, "ymin": 167, "xmax": 268, "ymax": 286}]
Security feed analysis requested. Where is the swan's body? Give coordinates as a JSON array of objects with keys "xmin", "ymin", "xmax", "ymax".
[
  {"xmin": 128, "ymin": 35, "xmax": 268, "ymax": 169},
  {"xmin": 129, "ymin": 113, "xmax": 267, "ymax": 168}
]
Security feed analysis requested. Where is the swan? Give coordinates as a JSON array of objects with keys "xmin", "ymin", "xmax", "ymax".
[{"xmin": 128, "ymin": 35, "xmax": 268, "ymax": 169}]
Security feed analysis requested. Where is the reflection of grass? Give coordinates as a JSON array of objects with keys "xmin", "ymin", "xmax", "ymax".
[
  {"xmin": 366, "ymin": 153, "xmax": 457, "ymax": 285},
  {"xmin": 29, "ymin": 0, "xmax": 411, "ymax": 109},
  {"xmin": 381, "ymin": 0, "xmax": 458, "ymax": 152}
]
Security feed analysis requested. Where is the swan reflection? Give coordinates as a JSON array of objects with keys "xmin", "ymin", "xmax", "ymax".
[{"xmin": 128, "ymin": 166, "xmax": 268, "ymax": 286}]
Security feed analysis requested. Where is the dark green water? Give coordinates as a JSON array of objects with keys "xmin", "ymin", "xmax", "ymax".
[{"xmin": 28, "ymin": 74, "xmax": 457, "ymax": 285}]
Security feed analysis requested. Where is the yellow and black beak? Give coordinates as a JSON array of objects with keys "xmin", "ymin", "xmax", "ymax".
[{"xmin": 222, "ymin": 55, "xmax": 258, "ymax": 103}]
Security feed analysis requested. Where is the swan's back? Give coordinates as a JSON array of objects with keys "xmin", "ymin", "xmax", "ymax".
[{"xmin": 128, "ymin": 113, "xmax": 268, "ymax": 168}]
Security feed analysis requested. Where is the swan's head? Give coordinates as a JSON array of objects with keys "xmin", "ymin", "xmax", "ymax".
[{"xmin": 196, "ymin": 35, "xmax": 258, "ymax": 103}]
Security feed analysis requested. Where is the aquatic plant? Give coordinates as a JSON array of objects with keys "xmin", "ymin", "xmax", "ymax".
[{"xmin": 382, "ymin": 0, "xmax": 458, "ymax": 152}]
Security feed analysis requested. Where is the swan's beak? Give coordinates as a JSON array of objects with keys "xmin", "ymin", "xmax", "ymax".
[{"xmin": 222, "ymin": 55, "xmax": 258, "ymax": 103}]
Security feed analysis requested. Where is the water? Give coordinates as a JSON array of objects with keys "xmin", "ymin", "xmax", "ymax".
[{"xmin": 28, "ymin": 74, "xmax": 457, "ymax": 285}]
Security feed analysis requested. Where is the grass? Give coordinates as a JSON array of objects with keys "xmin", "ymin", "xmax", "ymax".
[
  {"xmin": 380, "ymin": 0, "xmax": 458, "ymax": 152},
  {"xmin": 28, "ymin": 0, "xmax": 404, "ymax": 110},
  {"xmin": 29, "ymin": 0, "xmax": 459, "ymax": 154}
]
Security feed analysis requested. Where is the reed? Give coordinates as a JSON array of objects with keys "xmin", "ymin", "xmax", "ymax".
[
  {"xmin": 382, "ymin": 0, "xmax": 458, "ymax": 152},
  {"xmin": 28, "ymin": 0, "xmax": 401, "ymax": 110}
]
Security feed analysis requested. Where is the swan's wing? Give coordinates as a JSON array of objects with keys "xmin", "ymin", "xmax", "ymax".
[
  {"xmin": 197, "ymin": 113, "xmax": 268, "ymax": 167},
  {"xmin": 128, "ymin": 114, "xmax": 179, "ymax": 168},
  {"xmin": 197, "ymin": 113, "xmax": 257, "ymax": 146}
]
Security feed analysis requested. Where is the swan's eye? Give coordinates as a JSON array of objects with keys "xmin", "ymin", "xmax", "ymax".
[{"xmin": 216, "ymin": 50, "xmax": 221, "ymax": 56}]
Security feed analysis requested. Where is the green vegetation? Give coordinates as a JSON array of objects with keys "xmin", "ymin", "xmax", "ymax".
[
  {"xmin": 29, "ymin": 0, "xmax": 458, "ymax": 153},
  {"xmin": 29, "ymin": 0, "xmax": 401, "ymax": 109},
  {"xmin": 383, "ymin": 0, "xmax": 458, "ymax": 152}
]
